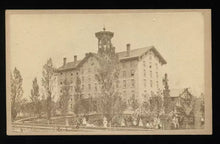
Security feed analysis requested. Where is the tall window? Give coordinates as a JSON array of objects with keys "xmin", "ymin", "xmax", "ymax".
[
  {"xmin": 123, "ymin": 71, "xmax": 126, "ymax": 78},
  {"xmin": 150, "ymin": 71, "xmax": 152, "ymax": 78},
  {"xmin": 143, "ymin": 61, "xmax": 146, "ymax": 67},
  {"xmin": 149, "ymin": 62, "xmax": 152, "ymax": 68},
  {"xmin": 156, "ymin": 81, "xmax": 159, "ymax": 88},
  {"xmin": 144, "ymin": 69, "xmax": 146, "ymax": 77},
  {"xmin": 144, "ymin": 79, "xmax": 146, "ymax": 87},
  {"xmin": 156, "ymin": 72, "xmax": 158, "ymax": 78},
  {"xmin": 144, "ymin": 90, "xmax": 147, "ymax": 98},
  {"xmin": 131, "ymin": 79, "xmax": 135, "ymax": 88},
  {"xmin": 131, "ymin": 69, "xmax": 135, "ymax": 76},
  {"xmin": 88, "ymin": 84, "xmax": 91, "ymax": 90},
  {"xmin": 123, "ymin": 80, "xmax": 126, "ymax": 88},
  {"xmin": 82, "ymin": 84, "xmax": 84, "ymax": 90},
  {"xmin": 132, "ymin": 90, "xmax": 135, "ymax": 97},
  {"xmin": 150, "ymin": 80, "xmax": 153, "ymax": 88},
  {"xmin": 95, "ymin": 83, "xmax": 97, "ymax": 91}
]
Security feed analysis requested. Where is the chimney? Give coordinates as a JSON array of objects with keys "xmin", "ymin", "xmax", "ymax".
[
  {"xmin": 63, "ymin": 57, "xmax": 67, "ymax": 66},
  {"xmin": 126, "ymin": 43, "xmax": 130, "ymax": 56},
  {"xmin": 74, "ymin": 55, "xmax": 77, "ymax": 62}
]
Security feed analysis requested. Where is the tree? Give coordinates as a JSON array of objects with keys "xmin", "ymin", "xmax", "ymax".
[
  {"xmin": 95, "ymin": 48, "xmax": 125, "ymax": 124},
  {"xmin": 10, "ymin": 67, "xmax": 24, "ymax": 121},
  {"xmin": 176, "ymin": 89, "xmax": 195, "ymax": 129},
  {"xmin": 128, "ymin": 95, "xmax": 139, "ymax": 110},
  {"xmin": 149, "ymin": 92, "xmax": 163, "ymax": 115},
  {"xmin": 59, "ymin": 78, "xmax": 71, "ymax": 116},
  {"xmin": 42, "ymin": 58, "xmax": 54, "ymax": 121},
  {"xmin": 73, "ymin": 76, "xmax": 83, "ymax": 115},
  {"xmin": 163, "ymin": 73, "xmax": 171, "ymax": 113},
  {"xmin": 30, "ymin": 77, "xmax": 41, "ymax": 117}
]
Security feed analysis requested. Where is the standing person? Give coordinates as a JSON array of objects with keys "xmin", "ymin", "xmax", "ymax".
[
  {"xmin": 76, "ymin": 116, "xmax": 80, "ymax": 129},
  {"xmin": 82, "ymin": 117, "xmax": 87, "ymax": 126},
  {"xmin": 103, "ymin": 117, "xmax": 108, "ymax": 128}
]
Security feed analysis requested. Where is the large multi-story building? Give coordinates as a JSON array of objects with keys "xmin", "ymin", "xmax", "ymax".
[{"xmin": 54, "ymin": 28, "xmax": 167, "ymax": 113}]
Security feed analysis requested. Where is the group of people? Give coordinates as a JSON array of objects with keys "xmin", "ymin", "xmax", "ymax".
[{"xmin": 67, "ymin": 114, "xmax": 181, "ymax": 130}]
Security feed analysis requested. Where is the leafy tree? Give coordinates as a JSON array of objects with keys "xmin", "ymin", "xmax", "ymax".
[
  {"xmin": 134, "ymin": 101, "xmax": 151, "ymax": 118},
  {"xmin": 176, "ymin": 89, "xmax": 195, "ymax": 129},
  {"xmin": 42, "ymin": 58, "xmax": 54, "ymax": 121},
  {"xmin": 59, "ymin": 78, "xmax": 71, "ymax": 116},
  {"xmin": 30, "ymin": 77, "xmax": 41, "ymax": 117},
  {"xmin": 73, "ymin": 76, "xmax": 83, "ymax": 115},
  {"xmin": 95, "ymin": 49, "xmax": 125, "ymax": 124},
  {"xmin": 149, "ymin": 92, "xmax": 163, "ymax": 115},
  {"xmin": 128, "ymin": 95, "xmax": 139, "ymax": 110},
  {"xmin": 10, "ymin": 67, "xmax": 24, "ymax": 121},
  {"xmin": 163, "ymin": 73, "xmax": 171, "ymax": 113}
]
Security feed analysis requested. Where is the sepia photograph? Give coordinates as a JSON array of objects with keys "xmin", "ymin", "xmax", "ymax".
[{"xmin": 6, "ymin": 10, "xmax": 212, "ymax": 135}]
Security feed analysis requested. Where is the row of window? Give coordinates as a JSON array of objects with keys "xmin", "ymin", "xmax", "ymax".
[
  {"xmin": 81, "ymin": 83, "xmax": 98, "ymax": 91},
  {"xmin": 60, "ymin": 72, "xmax": 78, "ymax": 76},
  {"xmin": 120, "ymin": 79, "xmax": 135, "ymax": 89},
  {"xmin": 143, "ymin": 79, "xmax": 159, "ymax": 88},
  {"xmin": 122, "ymin": 69, "xmax": 135, "ymax": 78},
  {"xmin": 123, "ymin": 90, "xmax": 135, "ymax": 97},
  {"xmin": 143, "ymin": 61, "xmax": 159, "ymax": 69}
]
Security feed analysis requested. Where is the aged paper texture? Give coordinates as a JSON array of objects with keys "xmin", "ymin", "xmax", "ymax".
[{"xmin": 6, "ymin": 9, "xmax": 212, "ymax": 135}]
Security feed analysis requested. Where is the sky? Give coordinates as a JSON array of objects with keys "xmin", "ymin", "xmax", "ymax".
[{"xmin": 7, "ymin": 11, "xmax": 205, "ymax": 99}]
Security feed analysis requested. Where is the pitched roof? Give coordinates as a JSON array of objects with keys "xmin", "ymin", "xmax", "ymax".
[
  {"xmin": 170, "ymin": 88, "xmax": 193, "ymax": 98},
  {"xmin": 116, "ymin": 46, "xmax": 167, "ymax": 64},
  {"xmin": 56, "ymin": 60, "xmax": 82, "ymax": 72},
  {"xmin": 117, "ymin": 46, "xmax": 153, "ymax": 59},
  {"xmin": 56, "ymin": 46, "xmax": 166, "ymax": 72},
  {"xmin": 56, "ymin": 52, "xmax": 97, "ymax": 72}
]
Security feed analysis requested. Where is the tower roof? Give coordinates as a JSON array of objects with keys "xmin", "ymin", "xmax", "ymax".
[{"xmin": 95, "ymin": 28, "xmax": 114, "ymax": 39}]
